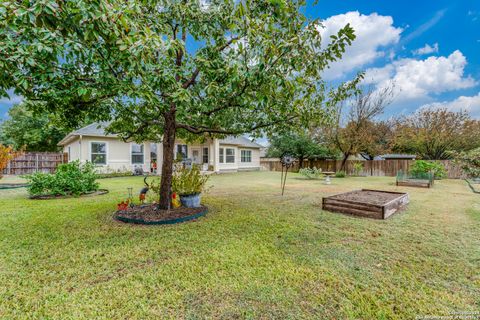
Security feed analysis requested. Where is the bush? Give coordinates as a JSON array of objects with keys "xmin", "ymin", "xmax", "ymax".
[
  {"xmin": 172, "ymin": 165, "xmax": 209, "ymax": 196},
  {"xmin": 410, "ymin": 160, "xmax": 446, "ymax": 180},
  {"xmin": 298, "ymin": 167, "xmax": 322, "ymax": 179},
  {"xmin": 0, "ymin": 145, "xmax": 21, "ymax": 179},
  {"xmin": 453, "ymin": 148, "xmax": 480, "ymax": 178},
  {"xmin": 352, "ymin": 162, "xmax": 364, "ymax": 176},
  {"xmin": 27, "ymin": 161, "xmax": 99, "ymax": 197},
  {"xmin": 335, "ymin": 171, "xmax": 346, "ymax": 178}
]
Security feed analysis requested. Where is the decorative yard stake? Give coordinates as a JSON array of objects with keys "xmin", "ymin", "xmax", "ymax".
[{"xmin": 280, "ymin": 154, "xmax": 295, "ymax": 196}]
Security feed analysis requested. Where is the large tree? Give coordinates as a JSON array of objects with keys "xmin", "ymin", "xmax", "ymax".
[
  {"xmin": 0, "ymin": 0, "xmax": 360, "ymax": 209},
  {"xmin": 0, "ymin": 103, "xmax": 69, "ymax": 151},
  {"xmin": 392, "ymin": 108, "xmax": 480, "ymax": 160}
]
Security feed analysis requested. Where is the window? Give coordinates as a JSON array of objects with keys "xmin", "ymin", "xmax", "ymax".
[
  {"xmin": 226, "ymin": 148, "xmax": 235, "ymax": 163},
  {"xmin": 91, "ymin": 142, "xmax": 106, "ymax": 165},
  {"xmin": 241, "ymin": 150, "xmax": 252, "ymax": 162},
  {"xmin": 203, "ymin": 147, "xmax": 209, "ymax": 164},
  {"xmin": 176, "ymin": 144, "xmax": 188, "ymax": 160},
  {"xmin": 131, "ymin": 143, "xmax": 144, "ymax": 164},
  {"xmin": 219, "ymin": 148, "xmax": 224, "ymax": 163}
]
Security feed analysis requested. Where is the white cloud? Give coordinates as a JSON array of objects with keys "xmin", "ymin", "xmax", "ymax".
[
  {"xmin": 412, "ymin": 43, "xmax": 439, "ymax": 55},
  {"xmin": 0, "ymin": 89, "xmax": 23, "ymax": 105},
  {"xmin": 365, "ymin": 50, "xmax": 477, "ymax": 102},
  {"xmin": 318, "ymin": 11, "xmax": 402, "ymax": 79},
  {"xmin": 421, "ymin": 93, "xmax": 480, "ymax": 118}
]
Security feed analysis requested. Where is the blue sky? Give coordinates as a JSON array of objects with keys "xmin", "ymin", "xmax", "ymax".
[
  {"xmin": 1, "ymin": 0, "xmax": 479, "ymax": 119},
  {"xmin": 306, "ymin": 0, "xmax": 480, "ymax": 118}
]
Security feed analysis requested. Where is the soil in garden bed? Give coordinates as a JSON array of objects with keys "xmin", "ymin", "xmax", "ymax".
[
  {"xmin": 328, "ymin": 190, "xmax": 403, "ymax": 206},
  {"xmin": 115, "ymin": 204, "xmax": 208, "ymax": 222}
]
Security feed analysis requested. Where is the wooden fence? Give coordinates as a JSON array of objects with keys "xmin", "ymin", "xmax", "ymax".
[
  {"xmin": 3, "ymin": 152, "xmax": 68, "ymax": 175},
  {"xmin": 260, "ymin": 158, "xmax": 465, "ymax": 179}
]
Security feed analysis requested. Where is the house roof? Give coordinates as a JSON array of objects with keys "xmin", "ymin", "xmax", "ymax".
[
  {"xmin": 58, "ymin": 122, "xmax": 263, "ymax": 149},
  {"xmin": 219, "ymin": 136, "xmax": 263, "ymax": 148},
  {"xmin": 57, "ymin": 122, "xmax": 115, "ymax": 146}
]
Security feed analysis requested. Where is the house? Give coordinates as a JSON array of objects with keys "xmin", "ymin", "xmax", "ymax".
[
  {"xmin": 58, "ymin": 123, "xmax": 263, "ymax": 173},
  {"xmin": 374, "ymin": 154, "xmax": 417, "ymax": 160}
]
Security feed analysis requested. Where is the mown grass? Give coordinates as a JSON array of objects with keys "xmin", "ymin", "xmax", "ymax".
[{"xmin": 0, "ymin": 172, "xmax": 479, "ymax": 319}]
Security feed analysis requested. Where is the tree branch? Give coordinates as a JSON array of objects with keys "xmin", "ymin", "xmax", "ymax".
[{"xmin": 176, "ymin": 115, "xmax": 298, "ymax": 135}]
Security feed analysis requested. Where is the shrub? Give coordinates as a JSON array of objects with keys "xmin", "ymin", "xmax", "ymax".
[
  {"xmin": 27, "ymin": 161, "xmax": 99, "ymax": 197},
  {"xmin": 335, "ymin": 171, "xmax": 346, "ymax": 178},
  {"xmin": 299, "ymin": 167, "xmax": 322, "ymax": 179},
  {"xmin": 352, "ymin": 162, "xmax": 364, "ymax": 176},
  {"xmin": 409, "ymin": 160, "xmax": 446, "ymax": 180},
  {"xmin": 172, "ymin": 165, "xmax": 209, "ymax": 196},
  {"xmin": 0, "ymin": 145, "xmax": 21, "ymax": 179},
  {"xmin": 453, "ymin": 148, "xmax": 480, "ymax": 178}
]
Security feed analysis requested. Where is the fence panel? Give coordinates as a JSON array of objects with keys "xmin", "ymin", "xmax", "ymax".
[
  {"xmin": 260, "ymin": 158, "xmax": 466, "ymax": 179},
  {"xmin": 3, "ymin": 152, "xmax": 67, "ymax": 175}
]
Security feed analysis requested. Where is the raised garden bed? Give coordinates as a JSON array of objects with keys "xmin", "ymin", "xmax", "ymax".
[
  {"xmin": 322, "ymin": 189, "xmax": 409, "ymax": 219},
  {"xmin": 396, "ymin": 179, "xmax": 432, "ymax": 188},
  {"xmin": 115, "ymin": 204, "xmax": 208, "ymax": 225},
  {"xmin": 30, "ymin": 189, "xmax": 109, "ymax": 200}
]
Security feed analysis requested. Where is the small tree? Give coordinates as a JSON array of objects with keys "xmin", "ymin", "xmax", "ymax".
[
  {"xmin": 0, "ymin": 145, "xmax": 20, "ymax": 179},
  {"xmin": 266, "ymin": 132, "xmax": 335, "ymax": 168},
  {"xmin": 0, "ymin": 0, "xmax": 361, "ymax": 209},
  {"xmin": 319, "ymin": 84, "xmax": 395, "ymax": 169}
]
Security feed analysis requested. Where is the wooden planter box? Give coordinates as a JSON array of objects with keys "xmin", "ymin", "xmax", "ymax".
[
  {"xmin": 322, "ymin": 189, "xmax": 409, "ymax": 219},
  {"xmin": 396, "ymin": 179, "xmax": 432, "ymax": 188}
]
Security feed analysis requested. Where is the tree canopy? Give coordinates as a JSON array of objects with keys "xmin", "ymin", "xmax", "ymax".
[
  {"xmin": 266, "ymin": 132, "xmax": 335, "ymax": 168},
  {"xmin": 391, "ymin": 108, "xmax": 480, "ymax": 160},
  {"xmin": 0, "ymin": 0, "xmax": 361, "ymax": 208},
  {"xmin": 0, "ymin": 103, "xmax": 69, "ymax": 152}
]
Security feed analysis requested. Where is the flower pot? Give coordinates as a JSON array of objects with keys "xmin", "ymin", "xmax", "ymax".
[{"xmin": 180, "ymin": 193, "xmax": 202, "ymax": 208}]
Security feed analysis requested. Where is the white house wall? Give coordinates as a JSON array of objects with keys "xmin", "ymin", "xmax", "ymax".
[{"xmin": 63, "ymin": 136, "xmax": 261, "ymax": 173}]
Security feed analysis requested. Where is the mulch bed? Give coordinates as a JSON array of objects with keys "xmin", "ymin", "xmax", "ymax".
[
  {"xmin": 115, "ymin": 204, "xmax": 208, "ymax": 225},
  {"xmin": 30, "ymin": 189, "xmax": 109, "ymax": 200}
]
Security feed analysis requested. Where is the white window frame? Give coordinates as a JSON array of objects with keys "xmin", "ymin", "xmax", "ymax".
[
  {"xmin": 225, "ymin": 148, "xmax": 235, "ymax": 163},
  {"xmin": 241, "ymin": 149, "xmax": 252, "ymax": 163},
  {"xmin": 90, "ymin": 141, "xmax": 108, "ymax": 166},
  {"xmin": 130, "ymin": 143, "xmax": 145, "ymax": 165},
  {"xmin": 67, "ymin": 146, "xmax": 71, "ymax": 162},
  {"xmin": 219, "ymin": 148, "xmax": 224, "ymax": 163}
]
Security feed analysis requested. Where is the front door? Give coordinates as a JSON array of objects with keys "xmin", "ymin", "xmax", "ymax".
[{"xmin": 192, "ymin": 148, "xmax": 201, "ymax": 164}]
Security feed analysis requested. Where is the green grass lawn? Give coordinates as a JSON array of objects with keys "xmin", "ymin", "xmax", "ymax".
[{"xmin": 0, "ymin": 172, "xmax": 479, "ymax": 319}]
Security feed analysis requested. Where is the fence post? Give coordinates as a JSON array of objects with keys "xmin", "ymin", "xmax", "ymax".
[
  {"xmin": 7, "ymin": 160, "xmax": 11, "ymax": 175},
  {"xmin": 36, "ymin": 154, "xmax": 39, "ymax": 173}
]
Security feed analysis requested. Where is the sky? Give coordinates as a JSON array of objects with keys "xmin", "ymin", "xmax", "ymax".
[
  {"xmin": 1, "ymin": 0, "xmax": 479, "ymax": 120},
  {"xmin": 306, "ymin": 0, "xmax": 480, "ymax": 118}
]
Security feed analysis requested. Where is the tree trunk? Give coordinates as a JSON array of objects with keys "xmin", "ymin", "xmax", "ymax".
[
  {"xmin": 298, "ymin": 157, "xmax": 304, "ymax": 169},
  {"xmin": 340, "ymin": 152, "xmax": 349, "ymax": 171},
  {"xmin": 158, "ymin": 111, "xmax": 176, "ymax": 210}
]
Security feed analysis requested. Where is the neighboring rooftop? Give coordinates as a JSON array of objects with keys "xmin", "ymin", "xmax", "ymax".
[
  {"xmin": 59, "ymin": 122, "xmax": 263, "ymax": 148},
  {"xmin": 375, "ymin": 154, "xmax": 417, "ymax": 160}
]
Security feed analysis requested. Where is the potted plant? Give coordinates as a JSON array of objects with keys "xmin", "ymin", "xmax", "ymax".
[{"xmin": 172, "ymin": 165, "xmax": 209, "ymax": 208}]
